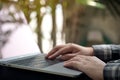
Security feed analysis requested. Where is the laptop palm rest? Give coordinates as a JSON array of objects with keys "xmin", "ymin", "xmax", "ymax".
[{"xmin": 43, "ymin": 62, "xmax": 82, "ymax": 77}]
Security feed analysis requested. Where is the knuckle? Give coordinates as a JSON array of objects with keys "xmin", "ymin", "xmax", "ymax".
[
  {"xmin": 70, "ymin": 61, "xmax": 76, "ymax": 64},
  {"xmin": 54, "ymin": 45, "xmax": 62, "ymax": 50},
  {"xmin": 67, "ymin": 43, "xmax": 73, "ymax": 47}
]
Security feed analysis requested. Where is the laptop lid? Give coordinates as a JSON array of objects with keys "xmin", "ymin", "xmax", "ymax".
[{"xmin": 0, "ymin": 4, "xmax": 40, "ymax": 59}]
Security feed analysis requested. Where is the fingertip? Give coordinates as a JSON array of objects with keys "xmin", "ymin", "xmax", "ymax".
[
  {"xmin": 63, "ymin": 62, "xmax": 68, "ymax": 67},
  {"xmin": 45, "ymin": 53, "xmax": 50, "ymax": 58},
  {"xmin": 47, "ymin": 55, "xmax": 56, "ymax": 60},
  {"xmin": 64, "ymin": 61, "xmax": 69, "ymax": 66},
  {"xmin": 64, "ymin": 62, "xmax": 74, "ymax": 70},
  {"xmin": 48, "ymin": 55, "xmax": 52, "ymax": 59}
]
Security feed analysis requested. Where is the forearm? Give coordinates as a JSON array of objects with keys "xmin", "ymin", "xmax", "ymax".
[{"xmin": 92, "ymin": 44, "xmax": 120, "ymax": 62}]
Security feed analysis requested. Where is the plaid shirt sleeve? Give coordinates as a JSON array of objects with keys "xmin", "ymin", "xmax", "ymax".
[
  {"xmin": 104, "ymin": 60, "xmax": 120, "ymax": 80},
  {"xmin": 92, "ymin": 44, "xmax": 120, "ymax": 80},
  {"xmin": 92, "ymin": 44, "xmax": 120, "ymax": 62}
]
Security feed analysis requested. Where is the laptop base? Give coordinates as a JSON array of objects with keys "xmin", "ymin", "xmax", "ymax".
[{"xmin": 0, "ymin": 64, "xmax": 92, "ymax": 80}]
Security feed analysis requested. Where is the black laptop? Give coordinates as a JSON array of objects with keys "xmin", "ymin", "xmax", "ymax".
[{"xmin": 0, "ymin": 22, "xmax": 86, "ymax": 80}]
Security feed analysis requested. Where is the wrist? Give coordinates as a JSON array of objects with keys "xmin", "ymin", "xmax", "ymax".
[{"xmin": 87, "ymin": 47, "xmax": 94, "ymax": 56}]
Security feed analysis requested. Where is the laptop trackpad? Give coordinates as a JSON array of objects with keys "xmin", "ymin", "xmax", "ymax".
[{"xmin": 43, "ymin": 62, "xmax": 82, "ymax": 77}]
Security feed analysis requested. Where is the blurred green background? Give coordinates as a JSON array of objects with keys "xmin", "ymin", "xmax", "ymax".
[{"xmin": 0, "ymin": 0, "xmax": 120, "ymax": 53}]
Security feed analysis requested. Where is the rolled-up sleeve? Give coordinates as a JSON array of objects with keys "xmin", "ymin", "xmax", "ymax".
[{"xmin": 92, "ymin": 44, "xmax": 120, "ymax": 62}]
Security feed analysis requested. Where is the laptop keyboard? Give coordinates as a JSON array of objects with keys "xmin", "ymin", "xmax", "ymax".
[{"xmin": 9, "ymin": 54, "xmax": 62, "ymax": 68}]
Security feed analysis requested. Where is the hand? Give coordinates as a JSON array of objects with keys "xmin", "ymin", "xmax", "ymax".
[
  {"xmin": 46, "ymin": 43, "xmax": 93, "ymax": 60},
  {"xmin": 64, "ymin": 55, "xmax": 106, "ymax": 80}
]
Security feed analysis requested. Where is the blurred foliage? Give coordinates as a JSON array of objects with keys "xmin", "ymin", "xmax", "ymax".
[
  {"xmin": 76, "ymin": 0, "xmax": 105, "ymax": 8},
  {"xmin": 0, "ymin": 0, "xmax": 119, "ymax": 52}
]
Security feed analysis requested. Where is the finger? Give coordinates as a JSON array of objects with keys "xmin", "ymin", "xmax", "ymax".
[
  {"xmin": 64, "ymin": 61, "xmax": 81, "ymax": 70},
  {"xmin": 68, "ymin": 55, "xmax": 84, "ymax": 61},
  {"xmin": 60, "ymin": 53, "xmax": 77, "ymax": 60},
  {"xmin": 48, "ymin": 45, "xmax": 73, "ymax": 59},
  {"xmin": 45, "ymin": 45, "xmax": 65, "ymax": 58},
  {"xmin": 67, "ymin": 55, "xmax": 90, "ymax": 67},
  {"xmin": 64, "ymin": 56, "xmax": 87, "ymax": 71},
  {"xmin": 46, "ymin": 43, "xmax": 74, "ymax": 59}
]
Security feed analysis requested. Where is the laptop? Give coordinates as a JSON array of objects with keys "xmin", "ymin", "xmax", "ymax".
[{"xmin": 0, "ymin": 23, "xmax": 83, "ymax": 80}]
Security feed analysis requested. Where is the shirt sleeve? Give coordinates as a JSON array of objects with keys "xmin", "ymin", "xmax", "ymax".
[
  {"xmin": 92, "ymin": 44, "xmax": 120, "ymax": 62},
  {"xmin": 104, "ymin": 59, "xmax": 120, "ymax": 80}
]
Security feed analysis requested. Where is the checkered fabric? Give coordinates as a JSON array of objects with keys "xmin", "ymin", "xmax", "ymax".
[{"xmin": 93, "ymin": 44, "xmax": 120, "ymax": 80}]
